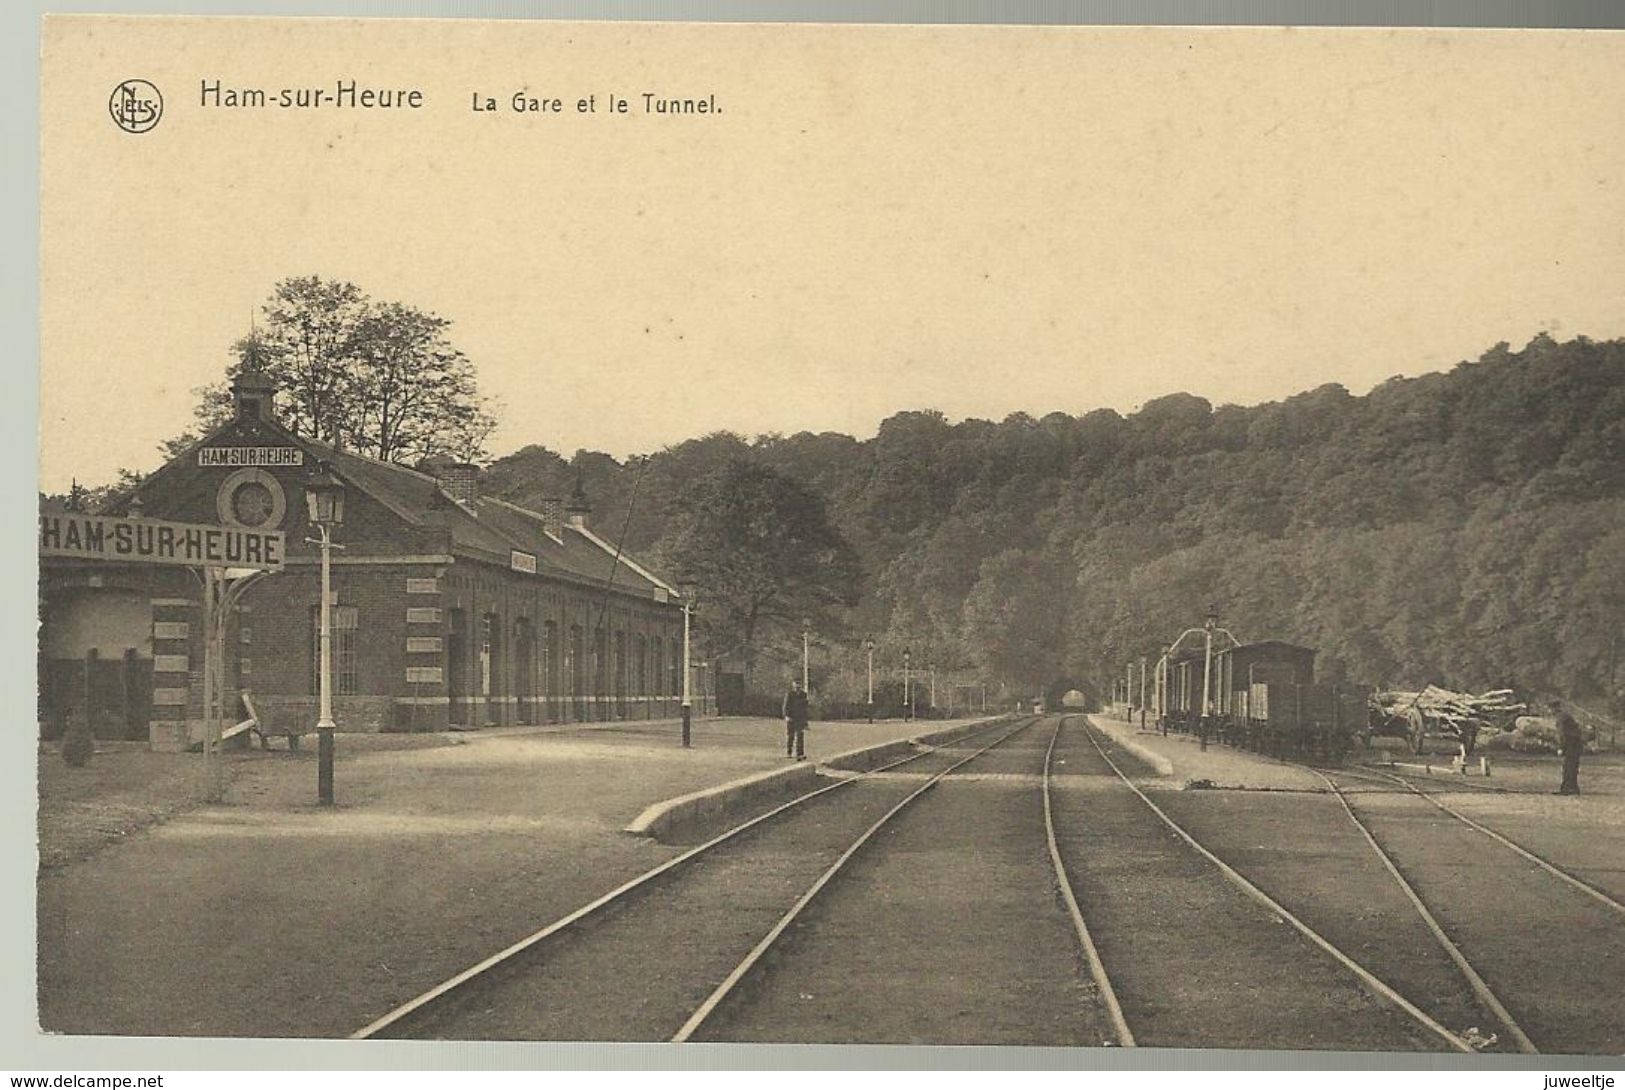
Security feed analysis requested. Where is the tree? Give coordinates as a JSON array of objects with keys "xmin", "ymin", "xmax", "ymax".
[
  {"xmin": 170, "ymin": 276, "xmax": 497, "ymax": 464},
  {"xmin": 253, "ymin": 275, "xmax": 370, "ymax": 447},
  {"xmin": 158, "ymin": 380, "xmax": 232, "ymax": 463},
  {"xmin": 962, "ymin": 548, "xmax": 1069, "ymax": 694},
  {"xmin": 39, "ymin": 469, "xmax": 146, "ymax": 515},
  {"xmin": 349, "ymin": 301, "xmax": 496, "ymax": 462},
  {"xmin": 659, "ymin": 458, "xmax": 862, "ymax": 685}
]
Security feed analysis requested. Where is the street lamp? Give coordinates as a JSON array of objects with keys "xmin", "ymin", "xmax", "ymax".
[
  {"xmin": 903, "ymin": 648, "xmax": 912, "ymax": 721},
  {"xmin": 303, "ymin": 461, "xmax": 345, "ymax": 806},
  {"xmin": 1161, "ymin": 611, "xmax": 1239, "ymax": 744},
  {"xmin": 801, "ymin": 617, "xmax": 811, "ymax": 693},
  {"xmin": 677, "ymin": 578, "xmax": 697, "ymax": 748},
  {"xmin": 1140, "ymin": 653, "xmax": 1149, "ymax": 729},
  {"xmin": 1200, "ymin": 607, "xmax": 1219, "ymax": 748},
  {"xmin": 1158, "ymin": 643, "xmax": 1172, "ymax": 735},
  {"xmin": 863, "ymin": 637, "xmax": 875, "ymax": 723}
]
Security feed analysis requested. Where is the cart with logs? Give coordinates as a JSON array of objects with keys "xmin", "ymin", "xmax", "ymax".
[{"xmin": 1367, "ymin": 686, "xmax": 1525, "ymax": 756}]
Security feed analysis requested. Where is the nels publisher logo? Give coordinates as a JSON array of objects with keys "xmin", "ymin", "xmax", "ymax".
[{"xmin": 109, "ymin": 79, "xmax": 163, "ymax": 133}]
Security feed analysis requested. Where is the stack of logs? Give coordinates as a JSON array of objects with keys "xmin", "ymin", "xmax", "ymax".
[{"xmin": 1371, "ymin": 685, "xmax": 1526, "ymax": 742}]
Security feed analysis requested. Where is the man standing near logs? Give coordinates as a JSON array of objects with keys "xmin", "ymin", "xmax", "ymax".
[{"xmin": 1553, "ymin": 699, "xmax": 1584, "ymax": 795}]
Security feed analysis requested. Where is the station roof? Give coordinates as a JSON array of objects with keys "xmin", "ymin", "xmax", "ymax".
[
  {"xmin": 114, "ymin": 392, "xmax": 680, "ymax": 605},
  {"xmin": 309, "ymin": 439, "xmax": 679, "ymax": 602}
]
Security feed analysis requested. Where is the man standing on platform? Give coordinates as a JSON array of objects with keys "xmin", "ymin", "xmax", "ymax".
[
  {"xmin": 1553, "ymin": 699, "xmax": 1584, "ymax": 795},
  {"xmin": 783, "ymin": 678, "xmax": 809, "ymax": 761}
]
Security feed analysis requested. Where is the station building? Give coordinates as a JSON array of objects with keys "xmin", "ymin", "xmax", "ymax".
[{"xmin": 38, "ymin": 372, "xmax": 688, "ymax": 750}]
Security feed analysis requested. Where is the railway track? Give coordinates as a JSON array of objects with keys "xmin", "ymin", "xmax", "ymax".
[
  {"xmin": 1310, "ymin": 768, "xmax": 1538, "ymax": 1053},
  {"xmin": 691, "ymin": 716, "xmax": 1129, "ymax": 1046},
  {"xmin": 1330, "ymin": 764, "xmax": 1625, "ymax": 918},
  {"xmin": 353, "ymin": 715, "xmax": 1037, "ymax": 1041},
  {"xmin": 1064, "ymin": 716, "xmax": 1476, "ymax": 1052},
  {"xmin": 1307, "ymin": 764, "xmax": 1625, "ymax": 1054},
  {"xmin": 1129, "ymin": 737, "xmax": 1625, "ymax": 1054},
  {"xmin": 354, "ymin": 710, "xmax": 1614, "ymax": 1050}
]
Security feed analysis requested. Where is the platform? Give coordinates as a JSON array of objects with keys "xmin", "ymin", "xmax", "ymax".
[
  {"xmin": 1085, "ymin": 713, "xmax": 1326, "ymax": 791},
  {"xmin": 37, "ymin": 713, "xmax": 1000, "ymax": 1038}
]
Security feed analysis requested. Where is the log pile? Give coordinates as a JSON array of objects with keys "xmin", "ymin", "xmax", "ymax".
[{"xmin": 1370, "ymin": 685, "xmax": 1526, "ymax": 736}]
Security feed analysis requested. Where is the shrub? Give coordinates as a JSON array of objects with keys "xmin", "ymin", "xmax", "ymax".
[{"xmin": 61, "ymin": 710, "xmax": 94, "ymax": 768}]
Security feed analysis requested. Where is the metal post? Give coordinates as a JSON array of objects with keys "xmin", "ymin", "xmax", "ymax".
[
  {"xmin": 865, "ymin": 641, "xmax": 874, "ymax": 723},
  {"xmin": 317, "ymin": 525, "xmax": 335, "ymax": 805},
  {"xmin": 1140, "ymin": 655, "xmax": 1148, "ymax": 729},
  {"xmin": 801, "ymin": 625, "xmax": 810, "ymax": 692},
  {"xmin": 680, "ymin": 601, "xmax": 692, "ymax": 748},
  {"xmin": 212, "ymin": 580, "xmax": 229, "ymax": 798},
  {"xmin": 1200, "ymin": 615, "xmax": 1215, "ymax": 751},
  {"xmin": 200, "ymin": 572, "xmax": 214, "ymax": 796},
  {"xmin": 1158, "ymin": 645, "xmax": 1171, "ymax": 734},
  {"xmin": 904, "ymin": 651, "xmax": 912, "ymax": 721}
]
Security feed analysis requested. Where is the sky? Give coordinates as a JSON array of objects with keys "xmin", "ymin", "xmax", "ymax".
[{"xmin": 38, "ymin": 19, "xmax": 1625, "ymax": 491}]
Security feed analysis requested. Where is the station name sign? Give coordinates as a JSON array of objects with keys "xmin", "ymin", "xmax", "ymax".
[
  {"xmin": 40, "ymin": 514, "xmax": 285, "ymax": 571},
  {"xmin": 510, "ymin": 549, "xmax": 538, "ymax": 574},
  {"xmin": 198, "ymin": 446, "xmax": 304, "ymax": 467}
]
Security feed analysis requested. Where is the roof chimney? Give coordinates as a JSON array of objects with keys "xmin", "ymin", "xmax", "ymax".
[
  {"xmin": 537, "ymin": 497, "xmax": 565, "ymax": 539},
  {"xmin": 566, "ymin": 475, "xmax": 591, "ymax": 531},
  {"xmin": 232, "ymin": 370, "xmax": 277, "ymax": 424},
  {"xmin": 419, "ymin": 456, "xmax": 481, "ymax": 509}
]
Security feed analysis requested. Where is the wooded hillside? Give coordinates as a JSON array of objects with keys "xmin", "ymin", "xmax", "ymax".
[{"xmin": 472, "ymin": 334, "xmax": 1625, "ymax": 707}]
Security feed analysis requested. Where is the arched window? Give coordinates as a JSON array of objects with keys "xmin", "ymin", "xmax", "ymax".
[
  {"xmin": 514, "ymin": 618, "xmax": 535, "ymax": 725},
  {"xmin": 634, "ymin": 634, "xmax": 648, "ymax": 717},
  {"xmin": 541, "ymin": 619, "xmax": 557, "ymax": 723},
  {"xmin": 447, "ymin": 609, "xmax": 468, "ymax": 726},
  {"xmin": 569, "ymin": 623, "xmax": 585, "ymax": 722},
  {"xmin": 613, "ymin": 630, "xmax": 628, "ymax": 719},
  {"xmin": 593, "ymin": 628, "xmax": 608, "ymax": 721},
  {"xmin": 480, "ymin": 613, "xmax": 500, "ymax": 725}
]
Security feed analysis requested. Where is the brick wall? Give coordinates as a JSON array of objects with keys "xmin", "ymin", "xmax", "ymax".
[
  {"xmin": 45, "ymin": 414, "xmax": 687, "ymax": 743},
  {"xmin": 438, "ymin": 559, "xmax": 685, "ymax": 730},
  {"xmin": 253, "ymin": 694, "xmax": 393, "ymax": 734}
]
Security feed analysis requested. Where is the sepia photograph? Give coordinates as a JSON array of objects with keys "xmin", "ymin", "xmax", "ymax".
[{"xmin": 27, "ymin": 11, "xmax": 1625, "ymax": 1069}]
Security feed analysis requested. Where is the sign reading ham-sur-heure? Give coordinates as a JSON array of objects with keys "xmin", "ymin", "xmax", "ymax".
[
  {"xmin": 197, "ymin": 446, "xmax": 304, "ymax": 467},
  {"xmin": 40, "ymin": 513, "xmax": 285, "ymax": 571}
]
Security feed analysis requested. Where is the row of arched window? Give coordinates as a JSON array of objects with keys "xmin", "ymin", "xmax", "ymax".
[{"xmin": 445, "ymin": 608, "xmax": 682, "ymax": 726}]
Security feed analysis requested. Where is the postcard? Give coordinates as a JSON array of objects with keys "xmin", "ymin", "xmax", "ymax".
[{"xmin": 34, "ymin": 14, "xmax": 1625, "ymax": 1066}]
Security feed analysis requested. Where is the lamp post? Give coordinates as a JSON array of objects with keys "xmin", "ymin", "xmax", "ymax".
[
  {"xmin": 677, "ymin": 579, "xmax": 696, "ymax": 748},
  {"xmin": 929, "ymin": 664, "xmax": 936, "ymax": 711},
  {"xmin": 1200, "ymin": 608, "xmax": 1218, "ymax": 750},
  {"xmin": 863, "ymin": 637, "xmax": 875, "ymax": 723},
  {"xmin": 304, "ymin": 462, "xmax": 345, "ymax": 806},
  {"xmin": 1158, "ymin": 643, "xmax": 1171, "ymax": 735},
  {"xmin": 903, "ymin": 648, "xmax": 912, "ymax": 721},
  {"xmin": 1140, "ymin": 654, "xmax": 1149, "ymax": 729},
  {"xmin": 801, "ymin": 617, "xmax": 811, "ymax": 693}
]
